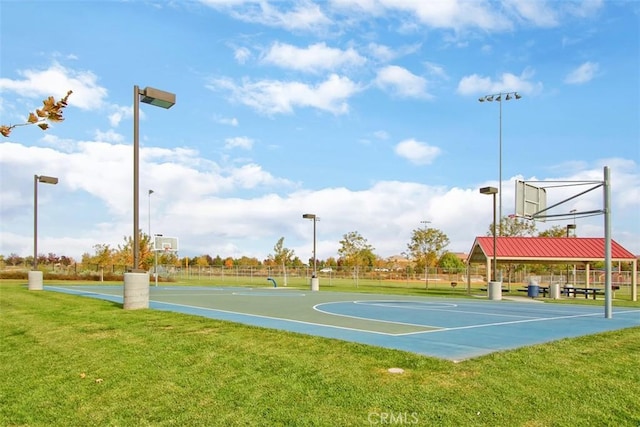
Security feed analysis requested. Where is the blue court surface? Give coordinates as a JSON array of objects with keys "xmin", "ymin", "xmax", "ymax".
[{"xmin": 47, "ymin": 285, "xmax": 640, "ymax": 362}]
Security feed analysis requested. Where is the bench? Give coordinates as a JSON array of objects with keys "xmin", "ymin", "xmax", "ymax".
[{"xmin": 564, "ymin": 287, "xmax": 602, "ymax": 300}]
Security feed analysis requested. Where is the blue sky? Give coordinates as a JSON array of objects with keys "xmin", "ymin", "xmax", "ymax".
[{"xmin": 1, "ymin": 0, "xmax": 638, "ymax": 263}]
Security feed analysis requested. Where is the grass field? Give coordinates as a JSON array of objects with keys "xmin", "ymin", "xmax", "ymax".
[{"xmin": 2, "ymin": 279, "xmax": 639, "ymax": 426}]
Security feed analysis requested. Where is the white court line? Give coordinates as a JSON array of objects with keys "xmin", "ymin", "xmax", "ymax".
[
  {"xmin": 354, "ymin": 300, "xmax": 458, "ymax": 309},
  {"xmin": 320, "ymin": 300, "xmax": 542, "ymax": 322},
  {"xmin": 398, "ymin": 311, "xmax": 610, "ymax": 336},
  {"xmin": 313, "ymin": 302, "xmax": 442, "ymax": 330}
]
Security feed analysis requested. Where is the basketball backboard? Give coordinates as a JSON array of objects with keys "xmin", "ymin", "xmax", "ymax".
[
  {"xmin": 153, "ymin": 235, "xmax": 179, "ymax": 252},
  {"xmin": 515, "ymin": 180, "xmax": 547, "ymax": 220}
]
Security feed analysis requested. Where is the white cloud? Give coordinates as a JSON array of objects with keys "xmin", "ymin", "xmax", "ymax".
[
  {"xmin": 214, "ymin": 115, "xmax": 239, "ymax": 126},
  {"xmin": 564, "ymin": 61, "xmax": 599, "ymax": 85},
  {"xmin": 504, "ymin": 0, "xmax": 558, "ymax": 26},
  {"xmin": 456, "ymin": 69, "xmax": 543, "ymax": 96},
  {"xmin": 208, "ymin": 74, "xmax": 361, "ymax": 115},
  {"xmin": 394, "ymin": 139, "xmax": 441, "ymax": 165},
  {"xmin": 224, "ymin": 136, "xmax": 254, "ymax": 150},
  {"xmin": 423, "ymin": 61, "xmax": 449, "ymax": 80},
  {"xmin": 367, "ymin": 43, "xmax": 396, "ymax": 62},
  {"xmin": 108, "ymin": 105, "xmax": 132, "ymax": 127},
  {"xmin": 380, "ymin": 1, "xmax": 508, "ymax": 32},
  {"xmin": 201, "ymin": 0, "xmax": 331, "ymax": 31},
  {"xmin": 375, "ymin": 65, "xmax": 431, "ymax": 98},
  {"xmin": 373, "ymin": 130, "xmax": 389, "ymax": 140},
  {"xmin": 234, "ymin": 46, "xmax": 252, "ymax": 64},
  {"xmin": 262, "ymin": 42, "xmax": 366, "ymax": 73},
  {"xmin": 94, "ymin": 129, "xmax": 125, "ymax": 143},
  {"xmin": 0, "ymin": 62, "xmax": 108, "ymax": 110}
]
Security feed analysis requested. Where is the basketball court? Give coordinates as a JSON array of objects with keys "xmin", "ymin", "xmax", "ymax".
[{"xmin": 46, "ymin": 285, "xmax": 640, "ymax": 362}]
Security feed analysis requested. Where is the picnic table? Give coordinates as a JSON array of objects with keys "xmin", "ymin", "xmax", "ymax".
[
  {"xmin": 563, "ymin": 286, "xmax": 602, "ymax": 300},
  {"xmin": 563, "ymin": 285, "xmax": 620, "ymax": 300}
]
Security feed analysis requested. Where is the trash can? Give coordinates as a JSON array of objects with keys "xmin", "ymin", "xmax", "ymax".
[
  {"xmin": 549, "ymin": 283, "xmax": 560, "ymax": 299},
  {"xmin": 527, "ymin": 278, "xmax": 540, "ymax": 298}
]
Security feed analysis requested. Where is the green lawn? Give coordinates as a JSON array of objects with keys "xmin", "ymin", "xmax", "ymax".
[{"xmin": 1, "ymin": 280, "xmax": 639, "ymax": 426}]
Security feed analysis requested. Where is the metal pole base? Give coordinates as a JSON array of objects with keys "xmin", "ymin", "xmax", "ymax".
[
  {"xmin": 310, "ymin": 277, "xmax": 319, "ymax": 291},
  {"xmin": 28, "ymin": 270, "xmax": 44, "ymax": 291},
  {"xmin": 123, "ymin": 272, "xmax": 150, "ymax": 309}
]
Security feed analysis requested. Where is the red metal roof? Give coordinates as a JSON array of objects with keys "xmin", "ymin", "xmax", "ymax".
[{"xmin": 470, "ymin": 236, "xmax": 636, "ymax": 262}]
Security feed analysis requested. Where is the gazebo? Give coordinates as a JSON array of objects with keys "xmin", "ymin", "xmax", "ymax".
[{"xmin": 466, "ymin": 236, "xmax": 638, "ymax": 301}]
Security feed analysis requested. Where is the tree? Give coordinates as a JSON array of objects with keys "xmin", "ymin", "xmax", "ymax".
[
  {"xmin": 407, "ymin": 227, "xmax": 450, "ymax": 271},
  {"xmin": 1, "ymin": 91, "xmax": 72, "ymax": 137},
  {"xmin": 92, "ymin": 244, "xmax": 114, "ymax": 267},
  {"xmin": 7, "ymin": 253, "xmax": 23, "ymax": 266},
  {"xmin": 270, "ymin": 237, "xmax": 295, "ymax": 286},
  {"xmin": 489, "ymin": 216, "xmax": 536, "ymax": 237},
  {"xmin": 538, "ymin": 225, "xmax": 570, "ymax": 238},
  {"xmin": 338, "ymin": 231, "xmax": 375, "ymax": 286},
  {"xmin": 114, "ymin": 231, "xmax": 153, "ymax": 270},
  {"xmin": 438, "ymin": 252, "xmax": 466, "ymax": 273},
  {"xmin": 195, "ymin": 255, "xmax": 210, "ymax": 267}
]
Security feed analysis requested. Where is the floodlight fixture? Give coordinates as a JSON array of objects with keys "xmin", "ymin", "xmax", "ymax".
[
  {"xmin": 140, "ymin": 87, "xmax": 176, "ymax": 109},
  {"xmin": 480, "ymin": 186, "xmax": 498, "ymax": 194},
  {"xmin": 37, "ymin": 175, "xmax": 59, "ymax": 185}
]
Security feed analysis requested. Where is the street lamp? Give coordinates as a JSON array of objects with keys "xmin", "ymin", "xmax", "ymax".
[
  {"xmin": 480, "ymin": 186, "xmax": 499, "ymax": 285},
  {"xmin": 125, "ymin": 85, "xmax": 175, "ymax": 310},
  {"xmin": 303, "ymin": 213, "xmax": 319, "ymax": 291},
  {"xmin": 478, "ymin": 91, "xmax": 522, "ymax": 236},
  {"xmin": 29, "ymin": 174, "xmax": 58, "ymax": 291}
]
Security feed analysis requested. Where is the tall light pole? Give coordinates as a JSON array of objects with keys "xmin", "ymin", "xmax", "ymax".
[
  {"xmin": 478, "ymin": 91, "xmax": 522, "ymax": 236},
  {"xmin": 480, "ymin": 186, "xmax": 499, "ymax": 284},
  {"xmin": 125, "ymin": 86, "xmax": 175, "ymax": 310},
  {"xmin": 132, "ymin": 86, "xmax": 175, "ymax": 272},
  {"xmin": 29, "ymin": 174, "xmax": 58, "ymax": 291},
  {"xmin": 303, "ymin": 213, "xmax": 319, "ymax": 291}
]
